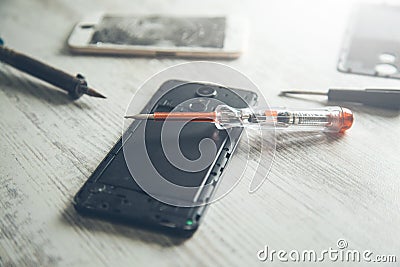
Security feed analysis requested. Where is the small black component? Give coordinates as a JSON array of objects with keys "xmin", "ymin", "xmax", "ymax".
[
  {"xmin": 189, "ymin": 101, "xmax": 207, "ymax": 111},
  {"xmin": 277, "ymin": 111, "xmax": 291, "ymax": 124}
]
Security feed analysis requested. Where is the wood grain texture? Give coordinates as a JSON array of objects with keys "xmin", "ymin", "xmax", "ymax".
[{"xmin": 1, "ymin": 0, "xmax": 399, "ymax": 266}]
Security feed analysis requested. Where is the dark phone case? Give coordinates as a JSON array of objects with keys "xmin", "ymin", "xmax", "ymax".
[{"xmin": 73, "ymin": 80, "xmax": 257, "ymax": 237}]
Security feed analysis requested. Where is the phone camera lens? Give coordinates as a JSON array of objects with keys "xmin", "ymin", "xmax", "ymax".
[
  {"xmin": 196, "ymin": 86, "xmax": 217, "ymax": 97},
  {"xmin": 189, "ymin": 102, "xmax": 207, "ymax": 111}
]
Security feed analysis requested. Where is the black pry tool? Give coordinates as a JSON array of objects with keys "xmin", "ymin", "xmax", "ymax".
[{"xmin": 280, "ymin": 88, "xmax": 400, "ymax": 109}]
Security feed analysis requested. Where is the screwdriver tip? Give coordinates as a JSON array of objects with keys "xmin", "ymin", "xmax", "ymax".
[
  {"xmin": 86, "ymin": 88, "xmax": 107, "ymax": 98},
  {"xmin": 279, "ymin": 91, "xmax": 290, "ymax": 96},
  {"xmin": 124, "ymin": 114, "xmax": 154, "ymax": 120}
]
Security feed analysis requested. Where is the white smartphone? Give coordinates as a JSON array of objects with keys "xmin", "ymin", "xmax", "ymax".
[{"xmin": 67, "ymin": 13, "xmax": 246, "ymax": 59}]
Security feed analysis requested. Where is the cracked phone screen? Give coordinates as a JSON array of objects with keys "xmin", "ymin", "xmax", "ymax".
[{"xmin": 90, "ymin": 15, "xmax": 226, "ymax": 48}]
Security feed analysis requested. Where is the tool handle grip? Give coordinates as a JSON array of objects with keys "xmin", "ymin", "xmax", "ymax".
[
  {"xmin": 328, "ymin": 89, "xmax": 400, "ymax": 109},
  {"xmin": 0, "ymin": 46, "xmax": 82, "ymax": 96}
]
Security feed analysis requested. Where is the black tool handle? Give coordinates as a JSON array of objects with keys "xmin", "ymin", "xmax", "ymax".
[
  {"xmin": 328, "ymin": 89, "xmax": 400, "ymax": 109},
  {"xmin": 0, "ymin": 45, "xmax": 85, "ymax": 99}
]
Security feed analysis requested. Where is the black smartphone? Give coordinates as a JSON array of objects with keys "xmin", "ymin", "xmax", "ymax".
[{"xmin": 74, "ymin": 80, "xmax": 257, "ymax": 237}]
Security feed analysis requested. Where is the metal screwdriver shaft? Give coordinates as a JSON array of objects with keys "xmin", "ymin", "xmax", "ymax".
[{"xmin": 0, "ymin": 44, "xmax": 106, "ymax": 99}]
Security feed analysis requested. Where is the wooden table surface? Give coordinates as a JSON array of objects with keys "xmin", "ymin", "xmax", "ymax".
[{"xmin": 1, "ymin": 0, "xmax": 399, "ymax": 266}]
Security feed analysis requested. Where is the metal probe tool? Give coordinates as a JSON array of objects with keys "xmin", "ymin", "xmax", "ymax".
[
  {"xmin": 0, "ymin": 38, "xmax": 106, "ymax": 99},
  {"xmin": 280, "ymin": 88, "xmax": 400, "ymax": 109},
  {"xmin": 125, "ymin": 105, "xmax": 354, "ymax": 133}
]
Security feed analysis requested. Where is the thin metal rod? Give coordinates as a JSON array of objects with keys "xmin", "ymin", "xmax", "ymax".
[
  {"xmin": 85, "ymin": 87, "xmax": 106, "ymax": 98},
  {"xmin": 124, "ymin": 114, "xmax": 155, "ymax": 120},
  {"xmin": 280, "ymin": 90, "xmax": 327, "ymax": 96}
]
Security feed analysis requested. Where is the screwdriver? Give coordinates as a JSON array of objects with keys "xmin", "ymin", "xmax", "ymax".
[
  {"xmin": 125, "ymin": 105, "xmax": 354, "ymax": 133},
  {"xmin": 0, "ymin": 38, "xmax": 106, "ymax": 99},
  {"xmin": 280, "ymin": 88, "xmax": 400, "ymax": 109}
]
